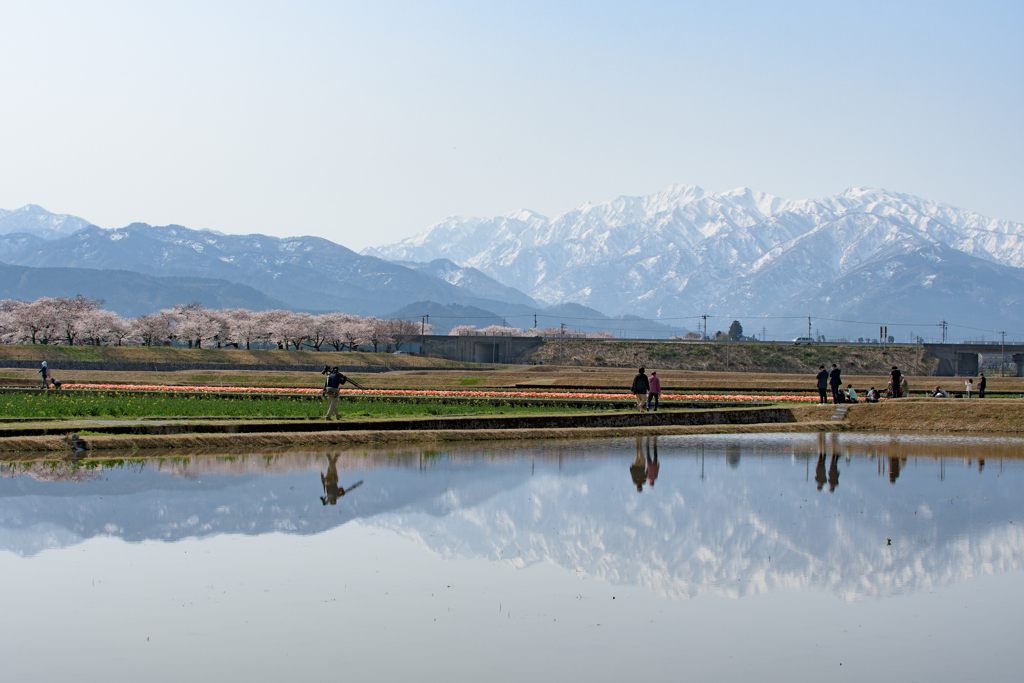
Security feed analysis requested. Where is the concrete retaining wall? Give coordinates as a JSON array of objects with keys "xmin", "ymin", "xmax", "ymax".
[{"xmin": 0, "ymin": 407, "xmax": 792, "ymax": 439}]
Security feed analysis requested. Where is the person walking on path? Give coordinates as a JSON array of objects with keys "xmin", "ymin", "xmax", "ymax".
[
  {"xmin": 38, "ymin": 361, "xmax": 51, "ymax": 389},
  {"xmin": 646, "ymin": 371, "xmax": 661, "ymax": 411},
  {"xmin": 890, "ymin": 366, "xmax": 902, "ymax": 398},
  {"xmin": 828, "ymin": 364, "xmax": 842, "ymax": 404},
  {"xmin": 965, "ymin": 378, "xmax": 974, "ymax": 398},
  {"xmin": 900, "ymin": 374, "xmax": 909, "ymax": 399},
  {"xmin": 979, "ymin": 372, "xmax": 987, "ymax": 398},
  {"xmin": 630, "ymin": 367, "xmax": 650, "ymax": 413},
  {"xmin": 322, "ymin": 366, "xmax": 348, "ymax": 420},
  {"xmin": 815, "ymin": 365, "xmax": 829, "ymax": 404}
]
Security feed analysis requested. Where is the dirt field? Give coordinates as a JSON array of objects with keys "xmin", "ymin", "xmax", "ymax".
[{"xmin": 2, "ymin": 365, "xmax": 1022, "ymax": 396}]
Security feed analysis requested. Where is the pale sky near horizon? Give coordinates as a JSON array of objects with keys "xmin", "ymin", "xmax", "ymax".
[{"xmin": 1, "ymin": 0, "xmax": 1021, "ymax": 251}]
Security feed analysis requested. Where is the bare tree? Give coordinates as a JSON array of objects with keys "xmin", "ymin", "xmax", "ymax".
[{"xmin": 387, "ymin": 319, "xmax": 423, "ymax": 351}]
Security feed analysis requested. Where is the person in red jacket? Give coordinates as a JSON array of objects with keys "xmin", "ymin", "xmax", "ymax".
[{"xmin": 646, "ymin": 371, "xmax": 662, "ymax": 411}]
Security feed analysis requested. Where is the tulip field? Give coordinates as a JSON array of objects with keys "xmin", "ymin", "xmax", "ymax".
[{"xmin": 58, "ymin": 383, "xmax": 817, "ymax": 403}]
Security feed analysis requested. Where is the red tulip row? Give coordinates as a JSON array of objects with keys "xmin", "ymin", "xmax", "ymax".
[{"xmin": 62, "ymin": 382, "xmax": 822, "ymax": 403}]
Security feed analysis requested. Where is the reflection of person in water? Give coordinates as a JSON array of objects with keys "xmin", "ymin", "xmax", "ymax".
[
  {"xmin": 815, "ymin": 454, "xmax": 827, "ymax": 491},
  {"xmin": 889, "ymin": 456, "xmax": 901, "ymax": 484},
  {"xmin": 828, "ymin": 455, "xmax": 840, "ymax": 492},
  {"xmin": 631, "ymin": 437, "xmax": 647, "ymax": 492},
  {"xmin": 320, "ymin": 455, "xmax": 364, "ymax": 505},
  {"xmin": 646, "ymin": 436, "xmax": 659, "ymax": 487}
]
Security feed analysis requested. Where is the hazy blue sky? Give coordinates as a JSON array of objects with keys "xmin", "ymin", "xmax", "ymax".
[{"xmin": 1, "ymin": 0, "xmax": 1021, "ymax": 250}]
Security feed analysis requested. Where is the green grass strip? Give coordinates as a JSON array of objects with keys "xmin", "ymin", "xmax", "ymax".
[{"xmin": 0, "ymin": 392, "xmax": 609, "ymax": 420}]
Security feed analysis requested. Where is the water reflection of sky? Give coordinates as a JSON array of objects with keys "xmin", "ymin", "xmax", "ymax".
[
  {"xmin": 2, "ymin": 433, "xmax": 1022, "ymax": 602},
  {"xmin": 2, "ymin": 433, "xmax": 1023, "ymax": 682}
]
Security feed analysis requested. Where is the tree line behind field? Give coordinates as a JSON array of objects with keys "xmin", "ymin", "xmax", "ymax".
[{"xmin": 0, "ymin": 297, "xmax": 615, "ymax": 351}]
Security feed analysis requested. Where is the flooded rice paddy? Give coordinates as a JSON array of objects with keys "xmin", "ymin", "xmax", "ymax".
[{"xmin": 2, "ymin": 432, "xmax": 1023, "ymax": 682}]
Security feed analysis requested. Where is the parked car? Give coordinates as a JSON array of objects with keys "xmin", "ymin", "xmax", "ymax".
[{"xmin": 793, "ymin": 336, "xmax": 815, "ymax": 345}]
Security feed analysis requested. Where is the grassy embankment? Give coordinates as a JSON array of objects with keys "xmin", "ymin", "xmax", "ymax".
[
  {"xmin": 524, "ymin": 339, "xmax": 938, "ymax": 374},
  {"xmin": 0, "ymin": 344, "xmax": 475, "ymax": 368}
]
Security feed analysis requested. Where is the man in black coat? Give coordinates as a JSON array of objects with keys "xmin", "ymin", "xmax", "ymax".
[
  {"xmin": 890, "ymin": 366, "xmax": 902, "ymax": 398},
  {"xmin": 630, "ymin": 367, "xmax": 650, "ymax": 413},
  {"xmin": 829, "ymin": 364, "xmax": 842, "ymax": 404},
  {"xmin": 815, "ymin": 365, "xmax": 829, "ymax": 404},
  {"xmin": 978, "ymin": 372, "xmax": 986, "ymax": 398}
]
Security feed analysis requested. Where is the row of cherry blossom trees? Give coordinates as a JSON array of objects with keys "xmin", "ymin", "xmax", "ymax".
[
  {"xmin": 0, "ymin": 297, "xmax": 616, "ymax": 349},
  {"xmin": 0, "ymin": 297, "xmax": 434, "ymax": 351},
  {"xmin": 449, "ymin": 324, "xmax": 613, "ymax": 338}
]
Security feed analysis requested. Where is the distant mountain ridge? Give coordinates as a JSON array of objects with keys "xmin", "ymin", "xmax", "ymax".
[
  {"xmin": 0, "ymin": 204, "xmax": 94, "ymax": 240},
  {"xmin": 0, "ymin": 263, "xmax": 294, "ymax": 317},
  {"xmin": 367, "ymin": 185, "xmax": 1024, "ymax": 335},
  {"xmin": 0, "ymin": 215, "xmax": 541, "ymax": 318}
]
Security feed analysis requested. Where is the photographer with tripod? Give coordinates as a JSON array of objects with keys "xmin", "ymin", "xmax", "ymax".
[{"xmin": 322, "ymin": 366, "xmax": 349, "ymax": 420}]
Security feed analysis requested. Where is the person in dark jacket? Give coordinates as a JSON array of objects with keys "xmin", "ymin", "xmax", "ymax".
[
  {"xmin": 323, "ymin": 366, "xmax": 348, "ymax": 420},
  {"xmin": 978, "ymin": 372, "xmax": 986, "ymax": 398},
  {"xmin": 890, "ymin": 366, "xmax": 902, "ymax": 398},
  {"xmin": 828, "ymin": 364, "xmax": 842, "ymax": 404},
  {"xmin": 815, "ymin": 365, "xmax": 829, "ymax": 404},
  {"xmin": 630, "ymin": 367, "xmax": 650, "ymax": 413}
]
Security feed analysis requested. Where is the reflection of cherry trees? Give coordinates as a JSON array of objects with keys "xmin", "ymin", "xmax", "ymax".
[{"xmin": 0, "ymin": 462, "xmax": 100, "ymax": 483}]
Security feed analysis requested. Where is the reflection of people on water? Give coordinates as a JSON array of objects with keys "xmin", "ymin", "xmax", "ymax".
[
  {"xmin": 828, "ymin": 455, "xmax": 840, "ymax": 492},
  {"xmin": 646, "ymin": 436, "xmax": 659, "ymax": 487},
  {"xmin": 979, "ymin": 459, "xmax": 985, "ymax": 473},
  {"xmin": 889, "ymin": 456, "xmax": 901, "ymax": 484},
  {"xmin": 320, "ymin": 455, "xmax": 364, "ymax": 505},
  {"xmin": 815, "ymin": 454, "xmax": 827, "ymax": 491},
  {"xmin": 631, "ymin": 437, "xmax": 647, "ymax": 492}
]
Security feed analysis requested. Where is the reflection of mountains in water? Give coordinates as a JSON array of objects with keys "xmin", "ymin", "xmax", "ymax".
[{"xmin": 1, "ymin": 434, "xmax": 1022, "ymax": 600}]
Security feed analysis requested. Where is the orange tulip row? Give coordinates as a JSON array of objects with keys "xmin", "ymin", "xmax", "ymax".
[{"xmin": 62, "ymin": 382, "xmax": 822, "ymax": 403}]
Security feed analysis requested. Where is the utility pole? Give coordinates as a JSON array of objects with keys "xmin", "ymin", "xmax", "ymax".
[
  {"xmin": 701, "ymin": 313, "xmax": 709, "ymax": 340},
  {"xmin": 534, "ymin": 313, "xmax": 537, "ymax": 330},
  {"xmin": 1002, "ymin": 331, "xmax": 1006, "ymax": 376},
  {"xmin": 559, "ymin": 322, "xmax": 566, "ymax": 365},
  {"xmin": 808, "ymin": 316, "xmax": 812, "ymax": 339},
  {"xmin": 421, "ymin": 314, "xmax": 429, "ymax": 354},
  {"xmin": 941, "ymin": 319, "xmax": 947, "ymax": 344}
]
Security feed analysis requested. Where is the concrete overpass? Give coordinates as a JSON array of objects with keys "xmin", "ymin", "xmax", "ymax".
[
  {"xmin": 421, "ymin": 334, "xmax": 544, "ymax": 364},
  {"xmin": 923, "ymin": 342, "xmax": 1024, "ymax": 376}
]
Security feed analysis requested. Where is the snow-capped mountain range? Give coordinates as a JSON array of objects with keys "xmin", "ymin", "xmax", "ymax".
[
  {"xmin": 367, "ymin": 185, "xmax": 1024, "ymax": 334},
  {"xmin": 0, "ymin": 204, "xmax": 93, "ymax": 240}
]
